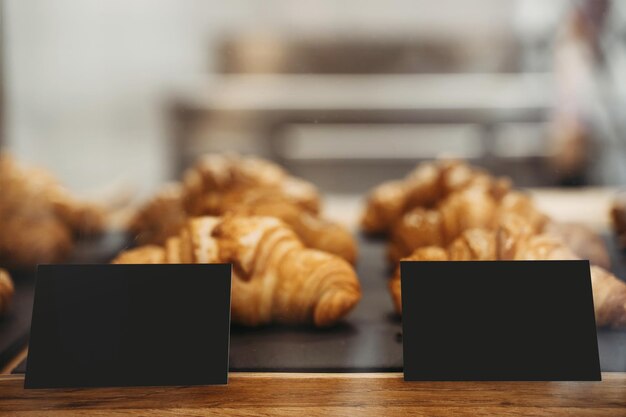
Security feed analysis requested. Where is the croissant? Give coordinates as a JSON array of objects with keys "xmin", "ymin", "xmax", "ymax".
[
  {"xmin": 388, "ymin": 186, "xmax": 548, "ymax": 262},
  {"xmin": 542, "ymin": 222, "xmax": 611, "ymax": 270},
  {"xmin": 128, "ymin": 184, "xmax": 188, "ymax": 246},
  {"xmin": 361, "ymin": 160, "xmax": 511, "ymax": 233},
  {"xmin": 390, "ymin": 215, "xmax": 626, "ymax": 328},
  {"xmin": 611, "ymin": 192, "xmax": 626, "ymax": 249},
  {"xmin": 0, "ymin": 154, "xmax": 106, "ymax": 269},
  {"xmin": 129, "ymin": 153, "xmax": 357, "ymax": 263},
  {"xmin": 222, "ymin": 192, "xmax": 357, "ymax": 264},
  {"xmin": 182, "ymin": 153, "xmax": 321, "ymax": 215},
  {"xmin": 0, "ymin": 269, "xmax": 15, "ymax": 316},
  {"xmin": 114, "ymin": 215, "xmax": 362, "ymax": 327},
  {"xmin": 364, "ymin": 159, "xmax": 610, "ymax": 266}
]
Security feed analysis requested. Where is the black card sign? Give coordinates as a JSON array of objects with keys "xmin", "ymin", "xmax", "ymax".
[
  {"xmin": 25, "ymin": 264, "xmax": 231, "ymax": 389},
  {"xmin": 401, "ymin": 260, "xmax": 600, "ymax": 381}
]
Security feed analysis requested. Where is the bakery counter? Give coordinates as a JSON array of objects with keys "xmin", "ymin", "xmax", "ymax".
[
  {"xmin": 2, "ymin": 373, "xmax": 626, "ymax": 416},
  {"xmin": 1, "ymin": 185, "xmax": 625, "ymax": 415}
]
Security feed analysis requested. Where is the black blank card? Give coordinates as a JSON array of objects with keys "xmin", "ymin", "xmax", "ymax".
[
  {"xmin": 25, "ymin": 264, "xmax": 231, "ymax": 389},
  {"xmin": 401, "ymin": 260, "xmax": 600, "ymax": 381}
]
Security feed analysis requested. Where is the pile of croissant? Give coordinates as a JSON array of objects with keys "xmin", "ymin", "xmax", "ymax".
[
  {"xmin": 128, "ymin": 153, "xmax": 357, "ymax": 264},
  {"xmin": 0, "ymin": 154, "xmax": 108, "ymax": 319},
  {"xmin": 0, "ymin": 154, "xmax": 106, "ymax": 270},
  {"xmin": 362, "ymin": 160, "xmax": 626, "ymax": 328},
  {"xmin": 4, "ymin": 153, "xmax": 626, "ymax": 330},
  {"xmin": 115, "ymin": 215, "xmax": 361, "ymax": 327},
  {"xmin": 0, "ymin": 153, "xmax": 363, "ymax": 325},
  {"xmin": 120, "ymin": 154, "xmax": 364, "ymax": 327}
]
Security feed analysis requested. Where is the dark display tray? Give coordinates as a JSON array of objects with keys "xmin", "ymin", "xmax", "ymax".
[{"xmin": 8, "ymin": 232, "xmax": 626, "ymax": 374}]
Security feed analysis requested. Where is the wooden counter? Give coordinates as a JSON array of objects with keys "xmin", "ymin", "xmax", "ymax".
[{"xmin": 1, "ymin": 373, "xmax": 625, "ymax": 416}]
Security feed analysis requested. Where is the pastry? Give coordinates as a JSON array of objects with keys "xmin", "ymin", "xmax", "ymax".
[
  {"xmin": 128, "ymin": 184, "xmax": 188, "ymax": 246},
  {"xmin": 129, "ymin": 154, "xmax": 357, "ymax": 263},
  {"xmin": 611, "ymin": 192, "xmax": 626, "ymax": 249},
  {"xmin": 361, "ymin": 160, "xmax": 511, "ymax": 234},
  {"xmin": 387, "ymin": 186, "xmax": 548, "ymax": 262},
  {"xmin": 0, "ymin": 269, "xmax": 15, "ymax": 316},
  {"xmin": 0, "ymin": 154, "xmax": 106, "ymax": 269},
  {"xmin": 543, "ymin": 221, "xmax": 611, "ymax": 270},
  {"xmin": 390, "ymin": 215, "xmax": 626, "ymax": 328},
  {"xmin": 368, "ymin": 160, "xmax": 607, "ymax": 268},
  {"xmin": 182, "ymin": 153, "xmax": 320, "ymax": 214},
  {"xmin": 115, "ymin": 215, "xmax": 362, "ymax": 327}
]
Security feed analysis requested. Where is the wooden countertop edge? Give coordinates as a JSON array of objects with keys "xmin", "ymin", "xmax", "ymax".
[
  {"xmin": 1, "ymin": 372, "xmax": 625, "ymax": 414},
  {"xmin": 2, "ymin": 371, "xmax": 623, "ymax": 381}
]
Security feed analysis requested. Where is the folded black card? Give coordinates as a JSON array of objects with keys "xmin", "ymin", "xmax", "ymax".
[
  {"xmin": 25, "ymin": 264, "xmax": 231, "ymax": 389},
  {"xmin": 401, "ymin": 260, "xmax": 600, "ymax": 381}
]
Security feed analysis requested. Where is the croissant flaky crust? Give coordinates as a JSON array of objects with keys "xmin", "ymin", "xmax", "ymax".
[
  {"xmin": 364, "ymin": 160, "xmax": 608, "ymax": 268},
  {"xmin": 612, "ymin": 192, "xmax": 626, "ymax": 249},
  {"xmin": 115, "ymin": 215, "xmax": 362, "ymax": 327},
  {"xmin": 361, "ymin": 160, "xmax": 511, "ymax": 234},
  {"xmin": 388, "ymin": 186, "xmax": 549, "ymax": 262},
  {"xmin": 129, "ymin": 154, "xmax": 357, "ymax": 263},
  {"xmin": 390, "ymin": 215, "xmax": 626, "ymax": 328},
  {"xmin": 0, "ymin": 154, "xmax": 106, "ymax": 269},
  {"xmin": 0, "ymin": 269, "xmax": 15, "ymax": 317}
]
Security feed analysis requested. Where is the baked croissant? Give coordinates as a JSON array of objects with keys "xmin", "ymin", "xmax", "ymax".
[
  {"xmin": 0, "ymin": 154, "xmax": 106, "ymax": 269},
  {"xmin": 390, "ymin": 215, "xmax": 626, "ymax": 328},
  {"xmin": 221, "ymin": 192, "xmax": 357, "ymax": 264},
  {"xmin": 129, "ymin": 154, "xmax": 357, "ymax": 263},
  {"xmin": 542, "ymin": 221, "xmax": 611, "ymax": 270},
  {"xmin": 0, "ymin": 269, "xmax": 15, "ymax": 316},
  {"xmin": 388, "ymin": 186, "xmax": 548, "ymax": 262},
  {"xmin": 611, "ymin": 191, "xmax": 626, "ymax": 249},
  {"xmin": 182, "ymin": 153, "xmax": 320, "ymax": 214},
  {"xmin": 364, "ymin": 160, "xmax": 609, "ymax": 267},
  {"xmin": 115, "ymin": 215, "xmax": 362, "ymax": 327},
  {"xmin": 128, "ymin": 184, "xmax": 188, "ymax": 246},
  {"xmin": 361, "ymin": 160, "xmax": 511, "ymax": 233}
]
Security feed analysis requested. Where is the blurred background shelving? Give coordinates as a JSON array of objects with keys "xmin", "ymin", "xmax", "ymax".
[{"xmin": 2, "ymin": 0, "xmax": 626, "ymax": 198}]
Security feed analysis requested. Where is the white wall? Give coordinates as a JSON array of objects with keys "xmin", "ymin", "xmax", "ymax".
[{"xmin": 3, "ymin": 0, "xmax": 536, "ymax": 195}]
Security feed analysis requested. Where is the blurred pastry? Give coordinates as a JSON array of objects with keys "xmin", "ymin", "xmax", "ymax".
[
  {"xmin": 0, "ymin": 269, "xmax": 15, "ymax": 316},
  {"xmin": 361, "ymin": 160, "xmax": 511, "ymax": 234},
  {"xmin": 364, "ymin": 160, "xmax": 607, "ymax": 268},
  {"xmin": 390, "ymin": 215, "xmax": 626, "ymax": 328},
  {"xmin": 0, "ymin": 154, "xmax": 106, "ymax": 269},
  {"xmin": 544, "ymin": 221, "xmax": 610, "ymax": 270},
  {"xmin": 129, "ymin": 153, "xmax": 357, "ymax": 263},
  {"xmin": 115, "ymin": 215, "xmax": 362, "ymax": 327},
  {"xmin": 387, "ymin": 187, "xmax": 548, "ymax": 262},
  {"xmin": 111, "ymin": 245, "xmax": 165, "ymax": 264},
  {"xmin": 611, "ymin": 192, "xmax": 626, "ymax": 249},
  {"xmin": 127, "ymin": 183, "xmax": 188, "ymax": 246}
]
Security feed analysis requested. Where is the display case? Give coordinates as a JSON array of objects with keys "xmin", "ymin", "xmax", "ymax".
[{"xmin": 1, "ymin": 1, "xmax": 626, "ymax": 415}]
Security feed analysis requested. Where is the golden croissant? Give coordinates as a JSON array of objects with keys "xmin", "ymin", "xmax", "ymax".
[
  {"xmin": 0, "ymin": 269, "xmax": 15, "ymax": 316},
  {"xmin": 0, "ymin": 154, "xmax": 106, "ymax": 269},
  {"xmin": 361, "ymin": 160, "xmax": 511, "ymax": 234},
  {"xmin": 371, "ymin": 160, "xmax": 607, "ymax": 267},
  {"xmin": 612, "ymin": 192, "xmax": 626, "ymax": 249},
  {"xmin": 115, "ymin": 215, "xmax": 362, "ymax": 327},
  {"xmin": 388, "ymin": 186, "xmax": 548, "ymax": 262},
  {"xmin": 390, "ymin": 215, "xmax": 626, "ymax": 328},
  {"xmin": 129, "ymin": 153, "xmax": 357, "ymax": 264}
]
